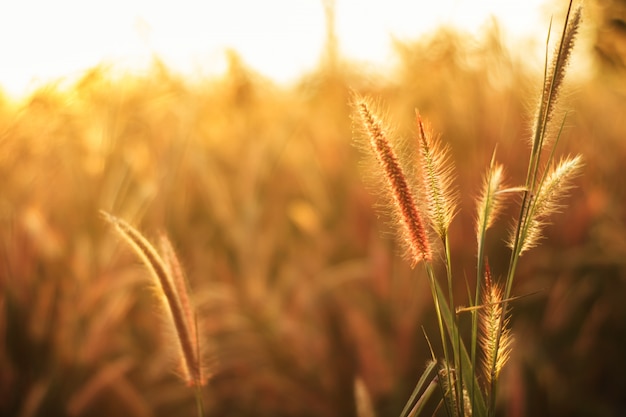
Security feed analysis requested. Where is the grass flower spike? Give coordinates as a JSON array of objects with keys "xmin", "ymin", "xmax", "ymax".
[
  {"xmin": 159, "ymin": 234, "xmax": 199, "ymax": 360},
  {"xmin": 475, "ymin": 154, "xmax": 507, "ymax": 246},
  {"xmin": 479, "ymin": 262, "xmax": 512, "ymax": 386},
  {"xmin": 416, "ymin": 111, "xmax": 458, "ymax": 240},
  {"xmin": 353, "ymin": 94, "xmax": 432, "ymax": 265},
  {"xmin": 511, "ymin": 155, "xmax": 583, "ymax": 255},
  {"xmin": 531, "ymin": 4, "xmax": 582, "ymax": 154},
  {"xmin": 101, "ymin": 211, "xmax": 205, "ymax": 387}
]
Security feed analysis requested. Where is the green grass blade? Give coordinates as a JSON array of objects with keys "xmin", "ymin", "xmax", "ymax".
[
  {"xmin": 433, "ymin": 278, "xmax": 487, "ymax": 417},
  {"xmin": 400, "ymin": 360, "xmax": 438, "ymax": 417},
  {"xmin": 407, "ymin": 378, "xmax": 439, "ymax": 417}
]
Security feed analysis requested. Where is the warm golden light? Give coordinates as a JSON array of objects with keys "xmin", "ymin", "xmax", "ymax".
[
  {"xmin": 4, "ymin": 2, "xmax": 624, "ymax": 416},
  {"xmin": 1, "ymin": 0, "xmax": 550, "ymax": 98}
]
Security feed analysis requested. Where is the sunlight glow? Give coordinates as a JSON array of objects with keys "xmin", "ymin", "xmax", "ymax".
[{"xmin": 0, "ymin": 0, "xmax": 550, "ymax": 99}]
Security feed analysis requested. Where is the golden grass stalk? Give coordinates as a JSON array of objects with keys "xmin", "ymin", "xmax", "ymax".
[
  {"xmin": 479, "ymin": 262, "xmax": 512, "ymax": 386},
  {"xmin": 510, "ymin": 155, "xmax": 583, "ymax": 255},
  {"xmin": 471, "ymin": 153, "xmax": 506, "ymax": 414},
  {"xmin": 491, "ymin": 5, "xmax": 582, "ymax": 413},
  {"xmin": 101, "ymin": 211, "xmax": 205, "ymax": 387},
  {"xmin": 414, "ymin": 111, "xmax": 462, "ymax": 408},
  {"xmin": 415, "ymin": 111, "xmax": 458, "ymax": 240},
  {"xmin": 353, "ymin": 94, "xmax": 432, "ymax": 265}
]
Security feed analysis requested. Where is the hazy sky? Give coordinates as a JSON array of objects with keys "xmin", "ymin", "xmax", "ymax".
[{"xmin": 0, "ymin": 0, "xmax": 550, "ymax": 98}]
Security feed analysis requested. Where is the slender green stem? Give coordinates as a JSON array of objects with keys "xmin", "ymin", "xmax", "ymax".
[
  {"xmin": 400, "ymin": 360, "xmax": 438, "ymax": 417},
  {"xmin": 425, "ymin": 262, "xmax": 449, "ymax": 363},
  {"xmin": 471, "ymin": 253, "xmax": 485, "ymax": 417},
  {"xmin": 407, "ymin": 378, "xmax": 439, "ymax": 417},
  {"xmin": 472, "ymin": 160, "xmax": 496, "ymax": 416},
  {"xmin": 443, "ymin": 233, "xmax": 465, "ymax": 417},
  {"xmin": 433, "ymin": 277, "xmax": 487, "ymax": 416},
  {"xmin": 444, "ymin": 234, "xmax": 454, "ymax": 311},
  {"xmin": 423, "ymin": 261, "xmax": 454, "ymax": 416}
]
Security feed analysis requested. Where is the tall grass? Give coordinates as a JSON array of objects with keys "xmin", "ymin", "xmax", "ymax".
[
  {"xmin": 3, "ymin": 1, "xmax": 626, "ymax": 416},
  {"xmin": 352, "ymin": 2, "xmax": 583, "ymax": 416}
]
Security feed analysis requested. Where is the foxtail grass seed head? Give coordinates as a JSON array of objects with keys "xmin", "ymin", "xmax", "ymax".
[
  {"xmin": 159, "ymin": 234, "xmax": 203, "ymax": 381},
  {"xmin": 353, "ymin": 94, "xmax": 432, "ymax": 265},
  {"xmin": 474, "ymin": 154, "xmax": 522, "ymax": 246},
  {"xmin": 510, "ymin": 155, "xmax": 583, "ymax": 255},
  {"xmin": 437, "ymin": 362, "xmax": 470, "ymax": 417},
  {"xmin": 480, "ymin": 262, "xmax": 513, "ymax": 385},
  {"xmin": 437, "ymin": 363, "xmax": 459, "ymax": 417},
  {"xmin": 544, "ymin": 5, "xmax": 582, "ymax": 110},
  {"xmin": 101, "ymin": 212, "xmax": 205, "ymax": 387},
  {"xmin": 532, "ymin": 5, "xmax": 582, "ymax": 149},
  {"xmin": 415, "ymin": 112, "xmax": 458, "ymax": 239}
]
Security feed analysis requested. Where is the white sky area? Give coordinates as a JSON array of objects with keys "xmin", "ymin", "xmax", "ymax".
[{"xmin": 0, "ymin": 0, "xmax": 552, "ymax": 99}]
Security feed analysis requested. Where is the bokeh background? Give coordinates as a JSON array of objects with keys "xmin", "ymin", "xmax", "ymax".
[{"xmin": 2, "ymin": 1, "xmax": 626, "ymax": 416}]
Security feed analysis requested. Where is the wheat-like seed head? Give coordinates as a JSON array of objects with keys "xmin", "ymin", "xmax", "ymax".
[
  {"xmin": 479, "ymin": 262, "xmax": 513, "ymax": 386},
  {"xmin": 437, "ymin": 361, "xmax": 471, "ymax": 417},
  {"xmin": 544, "ymin": 5, "xmax": 582, "ymax": 112},
  {"xmin": 475, "ymin": 157, "xmax": 506, "ymax": 245},
  {"xmin": 510, "ymin": 154, "xmax": 583, "ymax": 255},
  {"xmin": 158, "ymin": 234, "xmax": 208, "ymax": 383},
  {"xmin": 353, "ymin": 94, "xmax": 432, "ymax": 265},
  {"xmin": 101, "ymin": 211, "xmax": 205, "ymax": 387},
  {"xmin": 437, "ymin": 362, "xmax": 459, "ymax": 417},
  {"xmin": 415, "ymin": 111, "xmax": 458, "ymax": 239},
  {"xmin": 531, "ymin": 5, "xmax": 582, "ymax": 150}
]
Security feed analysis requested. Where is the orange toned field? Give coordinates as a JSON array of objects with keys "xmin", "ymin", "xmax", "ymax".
[{"xmin": 2, "ymin": 8, "xmax": 626, "ymax": 417}]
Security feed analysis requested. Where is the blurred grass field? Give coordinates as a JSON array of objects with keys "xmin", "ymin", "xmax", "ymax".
[{"xmin": 2, "ymin": 8, "xmax": 626, "ymax": 416}]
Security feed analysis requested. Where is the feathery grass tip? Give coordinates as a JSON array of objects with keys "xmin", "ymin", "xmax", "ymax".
[
  {"xmin": 101, "ymin": 211, "xmax": 205, "ymax": 387},
  {"xmin": 531, "ymin": 4, "xmax": 582, "ymax": 151},
  {"xmin": 353, "ymin": 94, "xmax": 432, "ymax": 265},
  {"xmin": 510, "ymin": 155, "xmax": 583, "ymax": 255},
  {"xmin": 480, "ymin": 262, "xmax": 513, "ymax": 386},
  {"xmin": 415, "ymin": 111, "xmax": 458, "ymax": 239}
]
